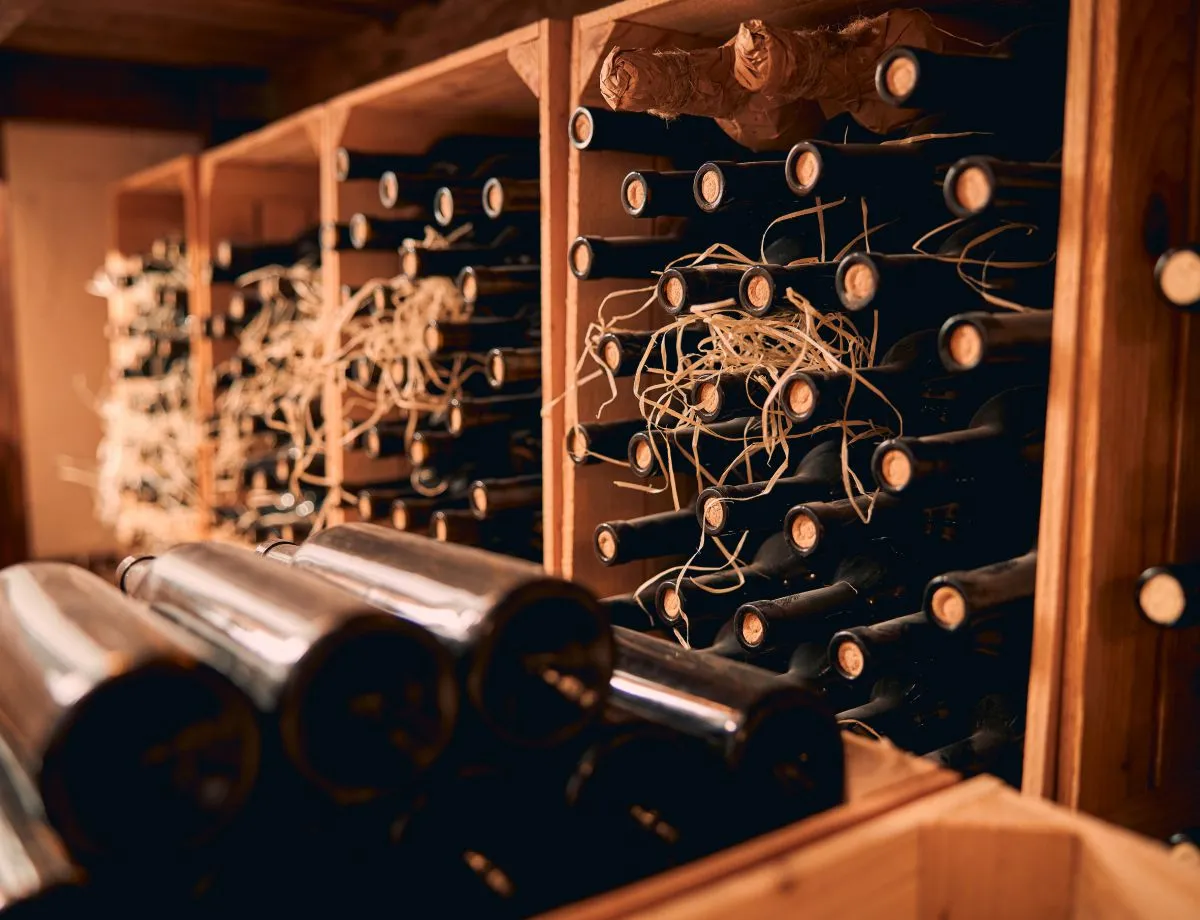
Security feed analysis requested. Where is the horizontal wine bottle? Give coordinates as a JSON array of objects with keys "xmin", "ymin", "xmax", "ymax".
[
  {"xmin": 485, "ymin": 346, "xmax": 541, "ymax": 389},
  {"xmin": 829, "ymin": 612, "xmax": 949, "ymax": 684},
  {"xmin": 696, "ymin": 438, "xmax": 860, "ymax": 537},
  {"xmin": 214, "ymin": 227, "xmax": 320, "ymax": 274},
  {"xmin": 609, "ymin": 627, "xmax": 845, "ymax": 830},
  {"xmin": 566, "ymin": 418, "xmax": 646, "ymax": 466},
  {"xmin": 348, "ymin": 214, "xmax": 428, "ymax": 251},
  {"xmin": 620, "ymin": 169, "xmax": 699, "ymax": 219},
  {"xmin": 121, "ymin": 542, "xmax": 458, "ymax": 801},
  {"xmin": 347, "ymin": 357, "xmax": 384, "ymax": 389},
  {"xmin": 262, "ymin": 522, "xmax": 611, "ymax": 748},
  {"xmin": 457, "ymin": 264, "xmax": 541, "ymax": 304},
  {"xmin": 943, "ymin": 157, "xmax": 1062, "ymax": 220},
  {"xmin": 431, "ymin": 507, "xmax": 542, "ymax": 556},
  {"xmin": 409, "ymin": 427, "xmax": 518, "ymax": 473},
  {"xmin": 655, "ymin": 265, "xmax": 744, "ymax": 315},
  {"xmin": 593, "ymin": 507, "xmax": 697, "ymax": 567},
  {"xmin": 838, "ymin": 674, "xmax": 968, "ymax": 756},
  {"xmin": 784, "ymin": 491, "xmax": 921, "ymax": 558},
  {"xmin": 469, "ymin": 474, "xmax": 542, "ymax": 519},
  {"xmin": 689, "ymin": 368, "xmax": 776, "ymax": 423},
  {"xmin": 363, "ymin": 423, "xmax": 408, "ymax": 460},
  {"xmin": 481, "ymin": 176, "xmax": 540, "ymax": 219},
  {"xmin": 598, "ymin": 574, "xmax": 676, "ymax": 633},
  {"xmin": 938, "ymin": 310, "xmax": 1053, "ymax": 372},
  {"xmin": 391, "ymin": 494, "xmax": 469, "ymax": 532},
  {"xmin": 735, "ymin": 542, "xmax": 916, "ymax": 654},
  {"xmin": 228, "ymin": 290, "xmax": 263, "ymax": 321},
  {"xmin": 424, "ymin": 317, "xmax": 532, "ymax": 354},
  {"xmin": 628, "ymin": 416, "xmax": 784, "ymax": 482},
  {"xmin": 596, "ymin": 326, "xmax": 707, "ymax": 378},
  {"xmin": 336, "ymin": 147, "xmax": 448, "ymax": 182},
  {"xmin": 736, "ymin": 262, "xmax": 841, "ymax": 317},
  {"xmin": 872, "ymin": 385, "xmax": 1047, "ymax": 497},
  {"xmin": 569, "ymin": 235, "xmax": 693, "ymax": 281},
  {"xmin": 0, "ymin": 563, "xmax": 260, "ymax": 865},
  {"xmin": 400, "ymin": 236, "xmax": 534, "ymax": 281},
  {"xmin": 433, "ymin": 168, "xmax": 538, "ymax": 226},
  {"xmin": 447, "ymin": 393, "xmax": 541, "ymax": 436},
  {"xmin": 925, "ymin": 549, "xmax": 1038, "ymax": 632},
  {"xmin": 357, "ymin": 484, "xmax": 414, "ymax": 522},
  {"xmin": 1155, "ymin": 245, "xmax": 1200, "ymax": 311},
  {"xmin": 320, "ymin": 221, "xmax": 355, "ymax": 252},
  {"xmin": 1136, "ymin": 563, "xmax": 1200, "ymax": 629},
  {"xmin": 925, "ymin": 692, "xmax": 1024, "ymax": 780},
  {"xmin": 692, "ymin": 159, "xmax": 791, "ymax": 214},
  {"xmin": 569, "ymin": 106, "xmax": 747, "ymax": 161}
]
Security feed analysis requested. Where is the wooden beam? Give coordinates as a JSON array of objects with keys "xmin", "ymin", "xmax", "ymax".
[
  {"xmin": 0, "ymin": 1, "xmax": 40, "ymax": 44},
  {"xmin": 0, "ymin": 180, "xmax": 28, "ymax": 566}
]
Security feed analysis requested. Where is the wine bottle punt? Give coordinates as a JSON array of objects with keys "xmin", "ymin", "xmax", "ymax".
[
  {"xmin": 569, "ymin": 235, "xmax": 694, "ymax": 281},
  {"xmin": 0, "ymin": 563, "xmax": 261, "ymax": 864},
  {"xmin": 938, "ymin": 310, "xmax": 1053, "ymax": 372},
  {"xmin": 596, "ymin": 326, "xmax": 707, "ymax": 378},
  {"xmin": 656, "ymin": 265, "xmax": 744, "ymax": 315},
  {"xmin": 260, "ymin": 522, "xmax": 612, "ymax": 748},
  {"xmin": 1136, "ymin": 563, "xmax": 1200, "ymax": 629},
  {"xmin": 566, "ymin": 418, "xmax": 646, "ymax": 466},
  {"xmin": 924, "ymin": 549, "xmax": 1038, "ymax": 631},
  {"xmin": 486, "ymin": 347, "xmax": 541, "ymax": 389},
  {"xmin": 481, "ymin": 177, "xmax": 540, "ymax": 219},
  {"xmin": 1154, "ymin": 245, "xmax": 1200, "ymax": 311},
  {"xmin": 620, "ymin": 169, "xmax": 701, "ymax": 219},
  {"xmin": 469, "ymin": 474, "xmax": 543, "ymax": 519},
  {"xmin": 609, "ymin": 627, "xmax": 845, "ymax": 828},
  {"xmin": 943, "ymin": 157, "xmax": 1062, "ymax": 220},
  {"xmin": 593, "ymin": 508, "xmax": 698, "ymax": 567},
  {"xmin": 569, "ymin": 106, "xmax": 747, "ymax": 161},
  {"xmin": 689, "ymin": 369, "xmax": 776, "ymax": 424},
  {"xmin": 871, "ymin": 385, "xmax": 1047, "ymax": 497},
  {"xmin": 737, "ymin": 262, "xmax": 841, "ymax": 317},
  {"xmin": 120, "ymin": 542, "xmax": 458, "ymax": 801}
]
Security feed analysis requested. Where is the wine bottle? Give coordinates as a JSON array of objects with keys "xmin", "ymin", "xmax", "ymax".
[
  {"xmin": 214, "ymin": 227, "xmax": 320, "ymax": 274},
  {"xmin": 377, "ymin": 171, "xmax": 450, "ymax": 211},
  {"xmin": 655, "ymin": 265, "xmax": 744, "ymax": 315},
  {"xmin": 696, "ymin": 438, "xmax": 858, "ymax": 537},
  {"xmin": 692, "ymin": 158, "xmax": 790, "ymax": 214},
  {"xmin": 628, "ymin": 416, "xmax": 785, "ymax": 482},
  {"xmin": 260, "ymin": 522, "xmax": 612, "ymax": 749},
  {"xmin": 469, "ymin": 474, "xmax": 542, "ymax": 519},
  {"xmin": 872, "ymin": 385, "xmax": 1047, "ymax": 497},
  {"xmin": 828, "ymin": 612, "xmax": 950, "ymax": 684},
  {"xmin": 620, "ymin": 169, "xmax": 700, "ymax": 219},
  {"xmin": 597, "ymin": 574, "xmax": 677, "ymax": 633},
  {"xmin": 347, "ymin": 357, "xmax": 385, "ymax": 389},
  {"xmin": 609, "ymin": 627, "xmax": 845, "ymax": 830},
  {"xmin": 401, "ymin": 236, "xmax": 533, "ymax": 281},
  {"xmin": 357, "ymin": 483, "xmax": 414, "ymax": 522},
  {"xmin": 593, "ymin": 507, "xmax": 697, "ymax": 567},
  {"xmin": 1155, "ymin": 245, "xmax": 1200, "ymax": 311},
  {"xmin": 481, "ymin": 177, "xmax": 540, "ymax": 219},
  {"xmin": 838, "ymin": 674, "xmax": 968, "ymax": 756},
  {"xmin": 119, "ymin": 543, "xmax": 458, "ymax": 801},
  {"xmin": 432, "ymin": 508, "xmax": 542, "ymax": 557},
  {"xmin": 568, "ymin": 106, "xmax": 747, "ymax": 161},
  {"xmin": 447, "ymin": 393, "xmax": 541, "ymax": 436},
  {"xmin": 228, "ymin": 290, "xmax": 264, "ymax": 321},
  {"xmin": 433, "ymin": 161, "xmax": 539, "ymax": 226},
  {"xmin": 409, "ymin": 427, "xmax": 523, "ymax": 474},
  {"xmin": 736, "ymin": 262, "xmax": 841, "ymax": 317},
  {"xmin": 566, "ymin": 418, "xmax": 646, "ymax": 466},
  {"xmin": 320, "ymin": 221, "xmax": 355, "ymax": 252},
  {"xmin": 925, "ymin": 692, "xmax": 1025, "ymax": 781},
  {"xmin": 0, "ymin": 765, "xmax": 89, "ymax": 912},
  {"xmin": 689, "ymin": 369, "xmax": 776, "ymax": 424},
  {"xmin": 735, "ymin": 542, "xmax": 916, "ymax": 655},
  {"xmin": 596, "ymin": 326, "xmax": 707, "ymax": 378},
  {"xmin": 363, "ymin": 423, "xmax": 408, "ymax": 461},
  {"xmin": 569, "ymin": 235, "xmax": 695, "ymax": 281},
  {"xmin": 938, "ymin": 310, "xmax": 1053, "ymax": 372},
  {"xmin": 391, "ymin": 493, "xmax": 470, "ymax": 533},
  {"xmin": 943, "ymin": 157, "xmax": 1062, "ymax": 220},
  {"xmin": 485, "ymin": 347, "xmax": 541, "ymax": 389},
  {"xmin": 424, "ymin": 317, "xmax": 532, "ymax": 355},
  {"xmin": 1136, "ymin": 563, "xmax": 1200, "ymax": 629},
  {"xmin": 348, "ymin": 214, "xmax": 429, "ymax": 251},
  {"xmin": 925, "ymin": 549, "xmax": 1037, "ymax": 632},
  {"xmin": 336, "ymin": 147, "xmax": 445, "ymax": 182},
  {"xmin": 456, "ymin": 264, "xmax": 540, "ymax": 304},
  {"xmin": 0, "ymin": 563, "xmax": 261, "ymax": 866},
  {"xmin": 655, "ymin": 535, "xmax": 817, "ymax": 645},
  {"xmin": 784, "ymin": 491, "xmax": 923, "ymax": 558}
]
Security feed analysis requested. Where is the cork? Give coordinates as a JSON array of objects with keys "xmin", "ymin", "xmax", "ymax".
[
  {"xmin": 485, "ymin": 179, "xmax": 503, "ymax": 216},
  {"xmin": 448, "ymin": 406, "xmax": 464, "ymax": 435},
  {"xmin": 409, "ymin": 440, "xmax": 429, "ymax": 466},
  {"xmin": 661, "ymin": 586, "xmax": 682, "ymax": 621},
  {"xmin": 633, "ymin": 439, "xmax": 653, "ymax": 472},
  {"xmin": 790, "ymin": 513, "xmax": 819, "ymax": 552},
  {"xmin": 460, "ymin": 272, "xmax": 478, "ymax": 303},
  {"xmin": 401, "ymin": 249, "xmax": 420, "ymax": 278},
  {"xmin": 786, "ymin": 377, "xmax": 816, "ymax": 418},
  {"xmin": 229, "ymin": 293, "xmax": 246, "ymax": 320},
  {"xmin": 488, "ymin": 352, "xmax": 506, "ymax": 387},
  {"xmin": 1158, "ymin": 248, "xmax": 1200, "ymax": 307},
  {"xmin": 251, "ymin": 470, "xmax": 268, "ymax": 492},
  {"xmin": 433, "ymin": 189, "xmax": 453, "ymax": 224},
  {"xmin": 434, "ymin": 517, "xmax": 449, "ymax": 541},
  {"xmin": 841, "ymin": 262, "xmax": 877, "ymax": 308},
  {"xmin": 357, "ymin": 494, "xmax": 373, "ymax": 520},
  {"xmin": 792, "ymin": 150, "xmax": 820, "ymax": 190},
  {"xmin": 624, "ymin": 177, "xmax": 647, "ymax": 211},
  {"xmin": 470, "ymin": 486, "xmax": 487, "ymax": 515},
  {"xmin": 571, "ymin": 241, "xmax": 591, "ymax": 276},
  {"xmin": 702, "ymin": 496, "xmax": 726, "ymax": 530},
  {"xmin": 740, "ymin": 611, "xmax": 766, "ymax": 647},
  {"xmin": 746, "ymin": 274, "xmax": 772, "ymax": 309},
  {"xmin": 422, "ymin": 325, "xmax": 441, "ymax": 353},
  {"xmin": 953, "ymin": 166, "xmax": 993, "ymax": 214},
  {"xmin": 211, "ymin": 314, "xmax": 227, "ymax": 338},
  {"xmin": 392, "ymin": 506, "xmax": 408, "ymax": 530},
  {"xmin": 698, "ymin": 167, "xmax": 722, "ymax": 205},
  {"xmin": 1139, "ymin": 571, "xmax": 1186, "ymax": 626},
  {"xmin": 884, "ymin": 55, "xmax": 918, "ymax": 100},
  {"xmin": 380, "ymin": 172, "xmax": 399, "ymax": 208},
  {"xmin": 596, "ymin": 529, "xmax": 617, "ymax": 561},
  {"xmin": 349, "ymin": 214, "xmax": 370, "ymax": 248},
  {"xmin": 930, "ymin": 585, "xmax": 967, "ymax": 629},
  {"xmin": 566, "ymin": 426, "xmax": 589, "ymax": 462},
  {"xmin": 662, "ymin": 275, "xmax": 684, "ymax": 308},
  {"xmin": 836, "ymin": 640, "xmax": 865, "ymax": 678},
  {"xmin": 365, "ymin": 429, "xmax": 381, "ymax": 459},
  {"xmin": 215, "ymin": 240, "xmax": 233, "ymax": 268},
  {"xmin": 879, "ymin": 449, "xmax": 913, "ymax": 490},
  {"xmin": 335, "ymin": 148, "xmax": 350, "ymax": 181},
  {"xmin": 946, "ymin": 322, "xmax": 984, "ymax": 370},
  {"xmin": 602, "ymin": 339, "xmax": 622, "ymax": 372},
  {"xmin": 696, "ymin": 381, "xmax": 721, "ymax": 415},
  {"xmin": 571, "ymin": 110, "xmax": 593, "ymax": 145}
]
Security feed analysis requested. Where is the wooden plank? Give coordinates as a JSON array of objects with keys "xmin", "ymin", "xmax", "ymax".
[
  {"xmin": 0, "ymin": 181, "xmax": 28, "ymax": 566},
  {"xmin": 203, "ymin": 105, "xmax": 324, "ymax": 168}
]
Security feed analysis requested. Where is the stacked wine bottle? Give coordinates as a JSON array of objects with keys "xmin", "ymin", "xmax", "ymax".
[
  {"xmin": 90, "ymin": 234, "xmax": 201, "ymax": 546},
  {"xmin": 0, "ymin": 526, "xmax": 847, "ymax": 916},
  {"xmin": 328, "ymin": 137, "xmax": 546, "ymax": 561},
  {"xmin": 569, "ymin": 12, "xmax": 1068, "ymax": 785},
  {"xmin": 205, "ymin": 227, "xmax": 326, "ymax": 544}
]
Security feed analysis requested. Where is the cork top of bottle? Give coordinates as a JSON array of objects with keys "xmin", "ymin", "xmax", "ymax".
[
  {"xmin": 1138, "ymin": 571, "xmax": 1186, "ymax": 626},
  {"xmin": 835, "ymin": 639, "xmax": 865, "ymax": 678},
  {"xmin": 883, "ymin": 53, "xmax": 918, "ymax": 102},
  {"xmin": 660, "ymin": 585, "xmax": 682, "ymax": 622},
  {"xmin": 379, "ymin": 172, "xmax": 400, "ymax": 209},
  {"xmin": 487, "ymin": 351, "xmax": 506, "ymax": 388},
  {"xmin": 422, "ymin": 324, "xmax": 442, "ymax": 353},
  {"xmin": 364, "ymin": 429, "xmax": 381, "ymax": 459},
  {"xmin": 400, "ymin": 247, "xmax": 420, "ymax": 279},
  {"xmin": 459, "ymin": 270, "xmax": 478, "ymax": 303},
  {"xmin": 702, "ymin": 496, "xmax": 726, "ymax": 531},
  {"xmin": 483, "ymin": 178, "xmax": 504, "ymax": 218},
  {"xmin": 945, "ymin": 321, "xmax": 984, "ymax": 370},
  {"xmin": 632, "ymin": 438, "xmax": 653, "ymax": 473},
  {"xmin": 790, "ymin": 512, "xmax": 820, "ymax": 553},
  {"xmin": 840, "ymin": 261, "xmax": 878, "ymax": 309},
  {"xmin": 391, "ymin": 504, "xmax": 409, "ymax": 530},
  {"xmin": 745, "ymin": 274, "xmax": 772, "ymax": 310},
  {"xmin": 470, "ymin": 484, "xmax": 488, "ymax": 516},
  {"xmin": 334, "ymin": 147, "xmax": 350, "ymax": 182},
  {"xmin": 878, "ymin": 447, "xmax": 913, "ymax": 490},
  {"xmin": 792, "ymin": 149, "xmax": 821, "ymax": 192},
  {"xmin": 433, "ymin": 188, "xmax": 454, "ymax": 225},
  {"xmin": 570, "ymin": 109, "xmax": 593, "ymax": 147},
  {"xmin": 601, "ymin": 338, "xmax": 622, "ymax": 372},
  {"xmin": 570, "ymin": 239, "xmax": 592, "ymax": 277},
  {"xmin": 786, "ymin": 376, "xmax": 816, "ymax": 419},
  {"xmin": 661, "ymin": 274, "xmax": 685, "ymax": 309},
  {"xmin": 433, "ymin": 514, "xmax": 450, "ymax": 541},
  {"xmin": 1157, "ymin": 248, "xmax": 1200, "ymax": 308},
  {"xmin": 952, "ymin": 165, "xmax": 993, "ymax": 215},
  {"xmin": 623, "ymin": 175, "xmax": 647, "ymax": 212},
  {"xmin": 695, "ymin": 381, "xmax": 721, "ymax": 415},
  {"xmin": 595, "ymin": 527, "xmax": 618, "ymax": 562},
  {"xmin": 740, "ymin": 610, "xmax": 765, "ymax": 648},
  {"xmin": 349, "ymin": 213, "xmax": 371, "ymax": 248}
]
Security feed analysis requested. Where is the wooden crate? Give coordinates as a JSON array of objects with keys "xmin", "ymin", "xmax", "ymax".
[
  {"xmin": 196, "ymin": 107, "xmax": 324, "ymax": 525},
  {"xmin": 321, "ymin": 20, "xmax": 570, "ymax": 556},
  {"xmin": 551, "ymin": 772, "xmax": 1200, "ymax": 919},
  {"xmin": 561, "ymin": 0, "xmax": 1200, "ymax": 837}
]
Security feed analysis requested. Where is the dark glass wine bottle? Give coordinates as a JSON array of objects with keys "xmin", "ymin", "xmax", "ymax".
[
  {"xmin": 447, "ymin": 393, "xmax": 541, "ymax": 436},
  {"xmin": 688, "ymin": 368, "xmax": 776, "ymax": 423},
  {"xmin": 655, "ymin": 265, "xmax": 744, "ymax": 315},
  {"xmin": 569, "ymin": 235, "xmax": 694, "ymax": 281},
  {"xmin": 485, "ymin": 347, "xmax": 541, "ymax": 389},
  {"xmin": 481, "ymin": 177, "xmax": 540, "ymax": 219},
  {"xmin": 569, "ymin": 106, "xmax": 747, "ymax": 162},
  {"xmin": 620, "ymin": 169, "xmax": 699, "ymax": 219},
  {"xmin": 925, "ymin": 549, "xmax": 1037, "ymax": 632},
  {"xmin": 943, "ymin": 157, "xmax": 1061, "ymax": 220},
  {"xmin": 468, "ymin": 474, "xmax": 543, "ymax": 519},
  {"xmin": 593, "ymin": 507, "xmax": 698, "ymax": 567},
  {"xmin": 424, "ymin": 317, "xmax": 532, "ymax": 354},
  {"xmin": 457, "ymin": 264, "xmax": 541, "ymax": 304},
  {"xmin": 736, "ymin": 262, "xmax": 841, "ymax": 317},
  {"xmin": 938, "ymin": 310, "xmax": 1053, "ymax": 372},
  {"xmin": 566, "ymin": 418, "xmax": 646, "ymax": 466},
  {"xmin": 597, "ymin": 326, "xmax": 708, "ymax": 379}
]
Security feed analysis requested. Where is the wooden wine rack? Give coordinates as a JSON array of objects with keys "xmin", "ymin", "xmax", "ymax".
[{"xmin": 104, "ymin": 0, "xmax": 1200, "ymax": 885}]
